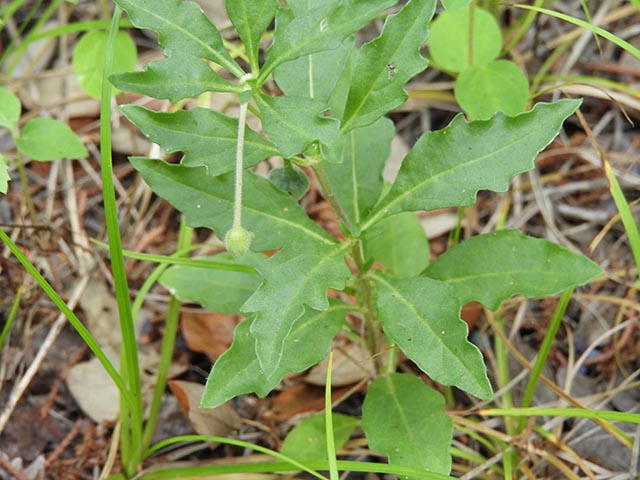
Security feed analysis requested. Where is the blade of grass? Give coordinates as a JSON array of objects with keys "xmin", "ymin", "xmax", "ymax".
[
  {"xmin": 518, "ymin": 287, "xmax": 574, "ymax": 430},
  {"xmin": 144, "ymin": 435, "xmax": 329, "ymax": 480},
  {"xmin": 324, "ymin": 350, "xmax": 339, "ymax": 480},
  {"xmin": 478, "ymin": 407, "xmax": 640, "ymax": 424},
  {"xmin": 578, "ymin": 0, "xmax": 602, "ymax": 52},
  {"xmin": 0, "ymin": 229, "xmax": 134, "ymax": 409},
  {"xmin": 574, "ymin": 110, "xmax": 640, "ymax": 278},
  {"xmin": 536, "ymin": 74, "xmax": 640, "ymax": 101},
  {"xmin": 0, "ymin": 285, "xmax": 22, "ymax": 348},
  {"xmin": 502, "ymin": 0, "xmax": 544, "ymax": 55},
  {"xmin": 101, "ymin": 6, "xmax": 143, "ymax": 474},
  {"xmin": 91, "ymin": 239, "xmax": 258, "ymax": 273},
  {"xmin": 0, "ymin": 0, "xmax": 27, "ymax": 26},
  {"xmin": 484, "ymin": 311, "xmax": 633, "ymax": 447},
  {"xmin": 140, "ymin": 436, "xmax": 456, "ymax": 479},
  {"xmin": 532, "ymin": 425, "xmax": 598, "ymax": 479},
  {"xmin": 490, "ymin": 311, "xmax": 516, "ymax": 480},
  {"xmin": 2, "ymin": 0, "xmax": 63, "ymax": 73},
  {"xmin": 513, "ymin": 4, "xmax": 640, "ymax": 60},
  {"xmin": 603, "ymin": 159, "xmax": 640, "ymax": 278}
]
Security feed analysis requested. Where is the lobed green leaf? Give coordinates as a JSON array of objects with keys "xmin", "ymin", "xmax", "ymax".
[
  {"xmin": 225, "ymin": 0, "xmax": 278, "ymax": 72},
  {"xmin": 341, "ymin": 0, "xmax": 436, "ymax": 132},
  {"xmin": 362, "ymin": 373, "xmax": 453, "ymax": 477},
  {"xmin": 110, "ymin": 54, "xmax": 241, "ymax": 103},
  {"xmin": 243, "ymin": 242, "xmax": 352, "ymax": 376},
  {"xmin": 259, "ymin": 0, "xmax": 397, "ymax": 82},
  {"xmin": 119, "ymin": 105, "xmax": 278, "ymax": 176},
  {"xmin": 363, "ymin": 99, "xmax": 582, "ymax": 230},
  {"xmin": 201, "ymin": 302, "xmax": 350, "ymax": 407},
  {"xmin": 131, "ymin": 158, "xmax": 335, "ymax": 250},
  {"xmin": 373, "ymin": 273, "xmax": 492, "ymax": 399},
  {"xmin": 256, "ymin": 94, "xmax": 343, "ymax": 163},
  {"xmin": 113, "ymin": 0, "xmax": 244, "ymax": 77},
  {"xmin": 423, "ymin": 229, "xmax": 603, "ymax": 310}
]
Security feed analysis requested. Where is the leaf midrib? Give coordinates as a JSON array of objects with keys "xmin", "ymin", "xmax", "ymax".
[
  {"xmin": 363, "ymin": 118, "xmax": 539, "ymax": 230},
  {"xmin": 430, "ymin": 268, "xmax": 587, "ymax": 284},
  {"xmin": 146, "ymin": 163, "xmax": 335, "ymax": 246}
]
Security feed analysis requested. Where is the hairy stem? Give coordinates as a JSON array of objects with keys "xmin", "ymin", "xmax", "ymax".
[
  {"xmin": 352, "ymin": 241, "xmax": 385, "ymax": 373},
  {"xmin": 232, "ymin": 99, "xmax": 249, "ymax": 229}
]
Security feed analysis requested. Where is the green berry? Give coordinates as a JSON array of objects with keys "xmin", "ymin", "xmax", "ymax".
[{"xmin": 224, "ymin": 225, "xmax": 252, "ymax": 257}]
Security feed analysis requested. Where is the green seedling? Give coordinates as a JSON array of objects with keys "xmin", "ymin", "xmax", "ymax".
[
  {"xmin": 0, "ymin": 87, "xmax": 87, "ymax": 194},
  {"xmin": 430, "ymin": 2, "xmax": 529, "ymax": 120},
  {"xmin": 0, "ymin": 87, "xmax": 87, "ymax": 162}
]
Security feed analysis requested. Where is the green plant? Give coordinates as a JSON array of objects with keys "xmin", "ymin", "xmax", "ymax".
[
  {"xmin": 105, "ymin": 0, "xmax": 606, "ymax": 476},
  {"xmin": 428, "ymin": 1, "xmax": 530, "ymax": 120},
  {"xmin": 0, "ymin": 86, "xmax": 87, "ymax": 195}
]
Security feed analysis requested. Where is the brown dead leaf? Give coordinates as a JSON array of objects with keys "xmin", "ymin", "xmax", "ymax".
[
  {"xmin": 192, "ymin": 0, "xmax": 231, "ymax": 31},
  {"xmin": 305, "ymin": 344, "xmax": 375, "ymax": 387},
  {"xmin": 421, "ymin": 211, "xmax": 461, "ymax": 239},
  {"xmin": 168, "ymin": 380, "xmax": 241, "ymax": 442},
  {"xmin": 66, "ymin": 350, "xmax": 120, "ymax": 423},
  {"xmin": 383, "ymin": 134, "xmax": 410, "ymax": 183},
  {"xmin": 461, "ymin": 302, "xmax": 483, "ymax": 330},
  {"xmin": 66, "ymin": 345, "xmax": 187, "ymax": 423},
  {"xmin": 269, "ymin": 383, "xmax": 353, "ymax": 422},
  {"xmin": 78, "ymin": 279, "xmax": 122, "ymax": 350},
  {"xmin": 180, "ymin": 312, "xmax": 240, "ymax": 361}
]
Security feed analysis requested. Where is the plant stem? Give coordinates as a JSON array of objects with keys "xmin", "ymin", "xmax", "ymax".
[
  {"xmin": 142, "ymin": 218, "xmax": 193, "ymax": 451},
  {"xmin": 232, "ymin": 98, "xmax": 249, "ymax": 230},
  {"xmin": 352, "ymin": 241, "xmax": 384, "ymax": 372},
  {"xmin": 312, "ymin": 162, "xmax": 352, "ymax": 232},
  {"xmin": 15, "ymin": 151, "xmax": 39, "ymax": 225}
]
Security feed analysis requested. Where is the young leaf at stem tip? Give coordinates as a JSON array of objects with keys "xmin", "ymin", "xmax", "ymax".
[
  {"xmin": 341, "ymin": 0, "xmax": 437, "ymax": 132},
  {"xmin": 259, "ymin": 0, "xmax": 396, "ymax": 83}
]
